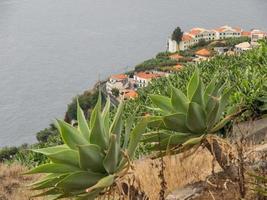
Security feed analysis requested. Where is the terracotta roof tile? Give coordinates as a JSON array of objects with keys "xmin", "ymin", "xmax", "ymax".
[
  {"xmin": 110, "ymin": 74, "xmax": 127, "ymax": 80},
  {"xmin": 123, "ymin": 90, "xmax": 138, "ymax": 99},
  {"xmin": 195, "ymin": 49, "xmax": 211, "ymax": 57},
  {"xmin": 169, "ymin": 54, "xmax": 184, "ymax": 60},
  {"xmin": 135, "ymin": 72, "xmax": 162, "ymax": 79},
  {"xmin": 182, "ymin": 34, "xmax": 193, "ymax": 41},
  {"xmin": 241, "ymin": 31, "xmax": 251, "ymax": 36}
]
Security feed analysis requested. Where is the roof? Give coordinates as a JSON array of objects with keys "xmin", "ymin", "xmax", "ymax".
[
  {"xmin": 189, "ymin": 28, "xmax": 203, "ymax": 36},
  {"xmin": 241, "ymin": 31, "xmax": 251, "ymax": 37},
  {"xmin": 135, "ymin": 72, "xmax": 162, "ymax": 80},
  {"xmin": 182, "ymin": 34, "xmax": 193, "ymax": 41},
  {"xmin": 110, "ymin": 74, "xmax": 127, "ymax": 80},
  {"xmin": 169, "ymin": 54, "xmax": 184, "ymax": 60},
  {"xmin": 215, "ymin": 25, "xmax": 241, "ymax": 33},
  {"xmin": 195, "ymin": 49, "xmax": 211, "ymax": 57},
  {"xmin": 123, "ymin": 90, "xmax": 138, "ymax": 99}
]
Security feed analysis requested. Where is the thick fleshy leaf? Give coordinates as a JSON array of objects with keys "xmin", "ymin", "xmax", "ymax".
[
  {"xmin": 102, "ymin": 97, "xmax": 111, "ymax": 134},
  {"xmin": 171, "ymin": 86, "xmax": 189, "ymax": 113},
  {"xmin": 151, "ymin": 133, "xmax": 190, "ymax": 151},
  {"xmin": 109, "ymin": 101, "xmax": 124, "ymax": 146},
  {"xmin": 204, "ymin": 78, "xmax": 216, "ymax": 105},
  {"xmin": 206, "ymin": 97, "xmax": 220, "ymax": 130},
  {"xmin": 90, "ymin": 105, "xmax": 108, "ymax": 149},
  {"xmin": 178, "ymin": 135, "xmax": 204, "ymax": 152},
  {"xmin": 103, "ymin": 134, "xmax": 119, "ymax": 174},
  {"xmin": 142, "ymin": 131, "xmax": 172, "ymax": 143},
  {"xmin": 191, "ymin": 79, "xmax": 204, "ymax": 106},
  {"xmin": 77, "ymin": 100, "xmax": 90, "ymax": 140},
  {"xmin": 56, "ymin": 171, "xmax": 105, "ymax": 191},
  {"xmin": 56, "ymin": 120, "xmax": 88, "ymax": 150},
  {"xmin": 147, "ymin": 116, "xmax": 165, "ymax": 129},
  {"xmin": 76, "ymin": 189, "xmax": 102, "ymax": 200},
  {"xmin": 187, "ymin": 68, "xmax": 199, "ymax": 100},
  {"xmin": 163, "ymin": 113, "xmax": 190, "ymax": 132},
  {"xmin": 31, "ymin": 174, "xmax": 68, "ymax": 190},
  {"xmin": 150, "ymin": 95, "xmax": 174, "ymax": 114},
  {"xmin": 186, "ymin": 102, "xmax": 207, "ymax": 133},
  {"xmin": 32, "ymin": 145, "xmax": 68, "ymax": 155},
  {"xmin": 47, "ymin": 149, "xmax": 79, "ymax": 167},
  {"xmin": 25, "ymin": 163, "xmax": 81, "ymax": 174},
  {"xmin": 86, "ymin": 175, "xmax": 115, "ymax": 193},
  {"xmin": 78, "ymin": 144, "xmax": 105, "ymax": 173},
  {"xmin": 122, "ymin": 116, "xmax": 134, "ymax": 149},
  {"xmin": 215, "ymin": 88, "xmax": 232, "ymax": 123},
  {"xmin": 126, "ymin": 117, "xmax": 149, "ymax": 159}
]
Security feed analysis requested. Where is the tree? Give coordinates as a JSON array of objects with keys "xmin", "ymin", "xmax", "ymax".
[
  {"xmin": 171, "ymin": 27, "xmax": 183, "ymax": 43},
  {"xmin": 111, "ymin": 88, "xmax": 120, "ymax": 97}
]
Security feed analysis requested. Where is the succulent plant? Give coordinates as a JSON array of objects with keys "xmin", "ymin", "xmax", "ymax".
[
  {"xmin": 26, "ymin": 95, "xmax": 148, "ymax": 200},
  {"xmin": 144, "ymin": 68, "xmax": 237, "ymax": 152}
]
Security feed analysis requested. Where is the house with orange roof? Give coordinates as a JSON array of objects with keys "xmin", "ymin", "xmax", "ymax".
[
  {"xmin": 168, "ymin": 25, "xmax": 247, "ymax": 52},
  {"xmin": 106, "ymin": 74, "xmax": 129, "ymax": 94},
  {"xmin": 194, "ymin": 48, "xmax": 212, "ymax": 62},
  {"xmin": 121, "ymin": 90, "xmax": 138, "ymax": 100},
  {"xmin": 133, "ymin": 72, "xmax": 164, "ymax": 87}
]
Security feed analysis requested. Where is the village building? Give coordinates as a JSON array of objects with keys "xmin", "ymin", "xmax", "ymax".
[
  {"xmin": 133, "ymin": 72, "xmax": 164, "ymax": 87},
  {"xmin": 167, "ymin": 25, "xmax": 254, "ymax": 52},
  {"xmin": 194, "ymin": 48, "xmax": 212, "ymax": 62},
  {"xmin": 106, "ymin": 74, "xmax": 129, "ymax": 94},
  {"xmin": 235, "ymin": 42, "xmax": 252, "ymax": 53},
  {"xmin": 169, "ymin": 53, "xmax": 184, "ymax": 60},
  {"xmin": 121, "ymin": 89, "xmax": 138, "ymax": 100}
]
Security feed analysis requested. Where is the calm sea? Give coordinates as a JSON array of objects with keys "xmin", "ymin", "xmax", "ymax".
[{"xmin": 0, "ymin": 0, "xmax": 267, "ymax": 147}]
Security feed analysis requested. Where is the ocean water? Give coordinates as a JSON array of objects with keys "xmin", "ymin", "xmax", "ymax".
[{"xmin": 0, "ymin": 0, "xmax": 267, "ymax": 147}]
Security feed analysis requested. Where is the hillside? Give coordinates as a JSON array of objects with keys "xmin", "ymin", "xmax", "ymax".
[{"xmin": 0, "ymin": 41, "xmax": 267, "ymax": 200}]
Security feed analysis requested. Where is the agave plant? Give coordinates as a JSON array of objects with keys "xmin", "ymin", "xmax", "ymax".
[
  {"xmin": 144, "ymin": 68, "xmax": 238, "ymax": 152},
  {"xmin": 26, "ymin": 95, "xmax": 148, "ymax": 200}
]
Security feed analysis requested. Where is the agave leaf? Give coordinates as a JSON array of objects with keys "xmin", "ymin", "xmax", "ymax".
[
  {"xmin": 110, "ymin": 101, "xmax": 124, "ymax": 137},
  {"xmin": 142, "ymin": 131, "xmax": 172, "ymax": 143},
  {"xmin": 126, "ymin": 117, "xmax": 149, "ymax": 159},
  {"xmin": 56, "ymin": 120, "xmax": 88, "ymax": 150},
  {"xmin": 150, "ymin": 95, "xmax": 174, "ymax": 114},
  {"xmin": 152, "ymin": 132, "xmax": 191, "ymax": 151},
  {"xmin": 163, "ymin": 113, "xmax": 191, "ymax": 133},
  {"xmin": 210, "ymin": 114, "xmax": 233, "ymax": 133},
  {"xmin": 25, "ymin": 163, "xmax": 81, "ymax": 174},
  {"xmin": 31, "ymin": 145, "xmax": 68, "ymax": 155},
  {"xmin": 103, "ymin": 134, "xmax": 119, "ymax": 174},
  {"xmin": 47, "ymin": 149, "xmax": 79, "ymax": 167},
  {"xmin": 186, "ymin": 102, "xmax": 207, "ymax": 134},
  {"xmin": 77, "ymin": 100, "xmax": 90, "ymax": 140},
  {"xmin": 187, "ymin": 68, "xmax": 199, "ymax": 100},
  {"xmin": 122, "ymin": 116, "xmax": 134, "ymax": 149},
  {"xmin": 171, "ymin": 86, "xmax": 189, "ymax": 114},
  {"xmin": 90, "ymin": 104, "xmax": 108, "ymax": 150},
  {"xmin": 204, "ymin": 78, "xmax": 216, "ymax": 105},
  {"xmin": 86, "ymin": 174, "xmax": 115, "ymax": 193},
  {"xmin": 215, "ymin": 88, "xmax": 232, "ymax": 123},
  {"xmin": 206, "ymin": 97, "xmax": 220, "ymax": 130},
  {"xmin": 78, "ymin": 144, "xmax": 105, "ymax": 173},
  {"xmin": 147, "ymin": 116, "xmax": 165, "ymax": 129},
  {"xmin": 32, "ymin": 188, "xmax": 61, "ymax": 198},
  {"xmin": 31, "ymin": 174, "xmax": 68, "ymax": 190},
  {"xmin": 56, "ymin": 171, "xmax": 105, "ymax": 191},
  {"xmin": 178, "ymin": 134, "xmax": 204, "ymax": 152},
  {"xmin": 191, "ymin": 79, "xmax": 204, "ymax": 106},
  {"xmin": 102, "ymin": 97, "xmax": 111, "ymax": 134}
]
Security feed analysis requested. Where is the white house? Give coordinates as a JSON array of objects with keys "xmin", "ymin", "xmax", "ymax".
[
  {"xmin": 106, "ymin": 74, "xmax": 129, "ymax": 94},
  {"xmin": 251, "ymin": 29, "xmax": 267, "ymax": 42},
  {"xmin": 235, "ymin": 42, "xmax": 252, "ymax": 52},
  {"xmin": 168, "ymin": 25, "xmax": 245, "ymax": 52},
  {"xmin": 133, "ymin": 72, "xmax": 163, "ymax": 88}
]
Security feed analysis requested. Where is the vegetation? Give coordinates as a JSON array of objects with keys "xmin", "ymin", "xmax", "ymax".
[
  {"xmin": 27, "ymin": 96, "xmax": 148, "ymax": 199},
  {"xmin": 171, "ymin": 27, "xmax": 183, "ymax": 43},
  {"xmin": 111, "ymin": 88, "xmax": 120, "ymax": 97}
]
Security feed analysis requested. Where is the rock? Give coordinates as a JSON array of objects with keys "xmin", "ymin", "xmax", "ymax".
[{"xmin": 166, "ymin": 183, "xmax": 203, "ymax": 200}]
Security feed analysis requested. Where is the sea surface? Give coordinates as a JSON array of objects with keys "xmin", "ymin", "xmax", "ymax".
[{"xmin": 0, "ymin": 0, "xmax": 267, "ymax": 147}]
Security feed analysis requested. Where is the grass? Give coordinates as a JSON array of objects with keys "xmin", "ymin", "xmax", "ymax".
[{"xmin": 0, "ymin": 163, "xmax": 43, "ymax": 200}]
